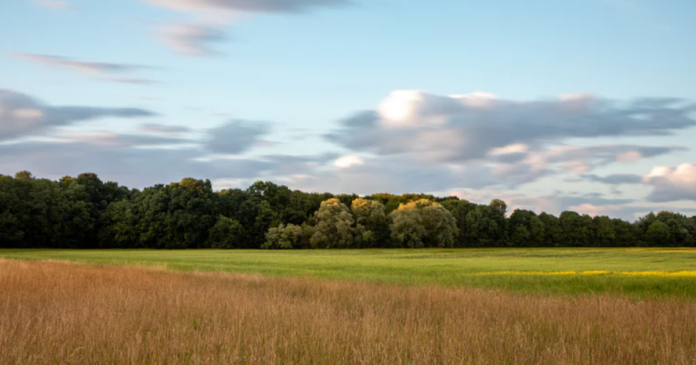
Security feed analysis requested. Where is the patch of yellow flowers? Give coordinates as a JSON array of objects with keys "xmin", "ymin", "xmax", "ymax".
[{"xmin": 475, "ymin": 271, "xmax": 696, "ymax": 277}]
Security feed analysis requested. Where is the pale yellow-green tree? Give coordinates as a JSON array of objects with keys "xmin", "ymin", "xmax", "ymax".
[
  {"xmin": 389, "ymin": 199, "xmax": 458, "ymax": 248},
  {"xmin": 262, "ymin": 223, "xmax": 303, "ymax": 249},
  {"xmin": 310, "ymin": 198, "xmax": 354, "ymax": 248}
]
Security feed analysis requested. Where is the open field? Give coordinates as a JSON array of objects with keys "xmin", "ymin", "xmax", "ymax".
[
  {"xmin": 2, "ymin": 248, "xmax": 696, "ymax": 297},
  {"xmin": 1, "ymin": 259, "xmax": 695, "ymax": 364}
]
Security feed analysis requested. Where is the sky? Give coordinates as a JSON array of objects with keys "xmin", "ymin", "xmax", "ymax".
[{"xmin": 1, "ymin": 0, "xmax": 695, "ymax": 220}]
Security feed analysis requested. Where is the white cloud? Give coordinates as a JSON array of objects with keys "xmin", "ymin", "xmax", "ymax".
[
  {"xmin": 644, "ymin": 163, "xmax": 696, "ymax": 202},
  {"xmin": 378, "ymin": 90, "xmax": 421, "ymax": 125},
  {"xmin": 334, "ymin": 156, "xmax": 363, "ymax": 169}
]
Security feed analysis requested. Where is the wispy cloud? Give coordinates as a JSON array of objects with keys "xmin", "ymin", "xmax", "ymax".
[
  {"xmin": 140, "ymin": 123, "xmax": 192, "ymax": 136},
  {"xmin": 12, "ymin": 53, "xmax": 156, "ymax": 84},
  {"xmin": 578, "ymin": 173, "xmax": 643, "ymax": 185},
  {"xmin": 140, "ymin": 0, "xmax": 351, "ymax": 14},
  {"xmin": 34, "ymin": 0, "xmax": 71, "ymax": 10},
  {"xmin": 157, "ymin": 24, "xmax": 226, "ymax": 56},
  {"xmin": 0, "ymin": 89, "xmax": 156, "ymax": 141},
  {"xmin": 139, "ymin": 0, "xmax": 352, "ymax": 56},
  {"xmin": 206, "ymin": 120, "xmax": 272, "ymax": 154}
]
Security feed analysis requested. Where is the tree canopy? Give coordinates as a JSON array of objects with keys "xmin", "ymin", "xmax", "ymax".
[{"xmin": 1, "ymin": 171, "xmax": 695, "ymax": 249}]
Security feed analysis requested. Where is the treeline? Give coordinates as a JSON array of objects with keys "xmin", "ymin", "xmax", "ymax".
[{"xmin": 1, "ymin": 171, "xmax": 695, "ymax": 249}]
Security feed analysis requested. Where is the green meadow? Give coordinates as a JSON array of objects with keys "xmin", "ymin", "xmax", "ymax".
[{"xmin": 2, "ymin": 248, "xmax": 696, "ymax": 297}]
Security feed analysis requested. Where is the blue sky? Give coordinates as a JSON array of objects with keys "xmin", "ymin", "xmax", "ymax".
[{"xmin": 1, "ymin": 0, "xmax": 695, "ymax": 220}]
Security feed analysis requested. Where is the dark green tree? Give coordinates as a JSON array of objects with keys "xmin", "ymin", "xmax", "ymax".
[{"xmin": 208, "ymin": 216, "xmax": 245, "ymax": 249}]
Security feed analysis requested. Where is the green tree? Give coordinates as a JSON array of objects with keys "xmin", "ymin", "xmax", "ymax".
[
  {"xmin": 538, "ymin": 212, "xmax": 561, "ymax": 247},
  {"xmin": 442, "ymin": 199, "xmax": 474, "ymax": 247},
  {"xmin": 0, "ymin": 175, "xmax": 25, "ymax": 245},
  {"xmin": 462, "ymin": 205, "xmax": 503, "ymax": 247},
  {"xmin": 559, "ymin": 211, "xmax": 592, "ymax": 247},
  {"xmin": 592, "ymin": 216, "xmax": 617, "ymax": 247},
  {"xmin": 646, "ymin": 221, "xmax": 672, "ymax": 246},
  {"xmin": 351, "ymin": 198, "xmax": 389, "ymax": 248},
  {"xmin": 508, "ymin": 209, "xmax": 544, "ymax": 246},
  {"xmin": 208, "ymin": 216, "xmax": 245, "ymax": 249},
  {"xmin": 612, "ymin": 219, "xmax": 638, "ymax": 247}
]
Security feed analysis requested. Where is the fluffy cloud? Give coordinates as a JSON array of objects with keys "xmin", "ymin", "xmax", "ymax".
[
  {"xmin": 323, "ymin": 90, "xmax": 691, "ymax": 192},
  {"xmin": 0, "ymin": 90, "xmax": 156, "ymax": 141},
  {"xmin": 328, "ymin": 90, "xmax": 695, "ymax": 163},
  {"xmin": 643, "ymin": 163, "xmax": 696, "ymax": 202},
  {"xmin": 13, "ymin": 54, "xmax": 155, "ymax": 84},
  {"xmin": 206, "ymin": 120, "xmax": 272, "ymax": 154},
  {"xmin": 334, "ymin": 156, "xmax": 363, "ymax": 169}
]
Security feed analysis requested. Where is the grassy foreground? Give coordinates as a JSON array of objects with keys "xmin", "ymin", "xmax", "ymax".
[
  {"xmin": 2, "ymin": 259, "xmax": 695, "ymax": 364},
  {"xmin": 2, "ymin": 248, "xmax": 696, "ymax": 297}
]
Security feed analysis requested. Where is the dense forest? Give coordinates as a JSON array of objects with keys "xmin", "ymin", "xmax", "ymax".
[{"xmin": 1, "ymin": 171, "xmax": 694, "ymax": 249}]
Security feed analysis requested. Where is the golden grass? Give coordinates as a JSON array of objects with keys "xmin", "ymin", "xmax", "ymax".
[{"xmin": 1, "ymin": 259, "xmax": 695, "ymax": 364}]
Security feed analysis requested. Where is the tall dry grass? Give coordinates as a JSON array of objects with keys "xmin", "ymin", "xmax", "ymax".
[{"xmin": 1, "ymin": 259, "xmax": 695, "ymax": 364}]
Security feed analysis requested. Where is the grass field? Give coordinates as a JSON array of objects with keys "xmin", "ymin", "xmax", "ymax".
[
  {"xmin": 2, "ymin": 248, "xmax": 696, "ymax": 297},
  {"xmin": 2, "ymin": 259, "xmax": 695, "ymax": 364}
]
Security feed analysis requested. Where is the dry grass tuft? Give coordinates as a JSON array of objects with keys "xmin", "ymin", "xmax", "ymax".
[{"xmin": 1, "ymin": 259, "xmax": 695, "ymax": 364}]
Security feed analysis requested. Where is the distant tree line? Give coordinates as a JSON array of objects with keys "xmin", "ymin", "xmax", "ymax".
[{"xmin": 1, "ymin": 171, "xmax": 695, "ymax": 249}]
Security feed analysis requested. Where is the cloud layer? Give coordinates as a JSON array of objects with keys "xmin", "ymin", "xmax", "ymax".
[{"xmin": 328, "ymin": 90, "xmax": 695, "ymax": 163}]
